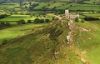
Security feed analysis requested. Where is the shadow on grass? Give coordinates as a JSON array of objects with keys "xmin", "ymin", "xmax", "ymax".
[
  {"xmin": 0, "ymin": 26, "xmax": 45, "ymax": 49},
  {"xmin": 0, "ymin": 23, "xmax": 34, "ymax": 30}
]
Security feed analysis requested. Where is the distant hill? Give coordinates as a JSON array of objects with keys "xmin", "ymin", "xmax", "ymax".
[
  {"xmin": 0, "ymin": 0, "xmax": 99, "ymax": 3},
  {"xmin": 0, "ymin": 0, "xmax": 25, "ymax": 3}
]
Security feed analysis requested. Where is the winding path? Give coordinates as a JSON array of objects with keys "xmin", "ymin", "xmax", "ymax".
[
  {"xmin": 54, "ymin": 14, "xmax": 90, "ymax": 64},
  {"xmin": 66, "ymin": 15, "xmax": 90, "ymax": 64}
]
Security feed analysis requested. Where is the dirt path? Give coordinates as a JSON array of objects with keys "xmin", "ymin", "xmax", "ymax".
[
  {"xmin": 54, "ymin": 14, "xmax": 91, "ymax": 64},
  {"xmin": 67, "ymin": 16, "xmax": 91, "ymax": 64},
  {"xmin": 67, "ymin": 19, "xmax": 75, "ymax": 47}
]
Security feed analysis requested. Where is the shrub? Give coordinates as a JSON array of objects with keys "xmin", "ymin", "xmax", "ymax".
[
  {"xmin": 34, "ymin": 18, "xmax": 45, "ymax": 23},
  {"xmin": 34, "ymin": 18, "xmax": 51, "ymax": 24},
  {"xmin": 39, "ymin": 19, "xmax": 45, "ymax": 23},
  {"xmin": 0, "ymin": 22, "xmax": 11, "ymax": 27},
  {"xmin": 0, "ymin": 22, "xmax": 6, "ymax": 25},
  {"xmin": 84, "ymin": 16, "xmax": 100, "ymax": 21},
  {"xmin": 75, "ymin": 17, "xmax": 80, "ymax": 22},
  {"xmin": 0, "ymin": 14, "xmax": 9, "ymax": 19},
  {"xmin": 45, "ymin": 19, "xmax": 50, "ymax": 23},
  {"xmin": 2, "ymin": 39, "xmax": 8, "ymax": 45},
  {"xmin": 5, "ymin": 22, "xmax": 11, "ymax": 26},
  {"xmin": 34, "ymin": 18, "xmax": 39, "ymax": 23},
  {"xmin": 17, "ymin": 20, "xmax": 26, "ymax": 24},
  {"xmin": 27, "ymin": 20, "xmax": 32, "ymax": 23}
]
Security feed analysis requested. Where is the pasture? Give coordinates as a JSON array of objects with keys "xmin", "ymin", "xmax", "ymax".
[
  {"xmin": 1, "ymin": 2, "xmax": 100, "ymax": 14},
  {"xmin": 33, "ymin": 2, "xmax": 100, "ymax": 12},
  {"xmin": 0, "ymin": 3, "xmax": 19, "ymax": 13},
  {"xmin": 82, "ymin": 13, "xmax": 100, "ymax": 18},
  {"xmin": 76, "ymin": 21, "xmax": 100, "ymax": 64},
  {"xmin": 0, "ymin": 23, "xmax": 47, "ymax": 45},
  {"xmin": 0, "ymin": 15, "xmax": 34, "ymax": 22}
]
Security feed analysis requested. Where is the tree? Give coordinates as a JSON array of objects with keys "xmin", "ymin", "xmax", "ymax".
[
  {"xmin": 95, "ymin": 0, "xmax": 100, "ymax": 4},
  {"xmin": 17, "ymin": 19, "xmax": 26, "ymax": 24},
  {"xmin": 69, "ymin": 0, "xmax": 87, "ymax": 3},
  {"xmin": 27, "ymin": 0, "xmax": 33, "ymax": 6},
  {"xmin": 45, "ymin": 19, "xmax": 50, "ymax": 23},
  {"xmin": 34, "ymin": 18, "xmax": 45, "ymax": 23},
  {"xmin": 19, "ymin": 0, "xmax": 24, "ymax": 8},
  {"xmin": 27, "ymin": 20, "xmax": 33, "ymax": 23}
]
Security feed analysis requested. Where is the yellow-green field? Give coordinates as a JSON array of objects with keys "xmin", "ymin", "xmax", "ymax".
[
  {"xmin": 0, "ymin": 24, "xmax": 47, "ymax": 45},
  {"xmin": 76, "ymin": 21, "xmax": 100, "ymax": 64},
  {"xmin": 0, "ymin": 15, "xmax": 35, "ymax": 22}
]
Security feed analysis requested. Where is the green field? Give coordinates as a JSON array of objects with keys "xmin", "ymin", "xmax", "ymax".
[
  {"xmin": 76, "ymin": 21, "xmax": 100, "ymax": 64},
  {"xmin": 0, "ymin": 3, "xmax": 20, "ymax": 14},
  {"xmin": 0, "ymin": 1, "xmax": 100, "ymax": 64},
  {"xmin": 33, "ymin": 2, "xmax": 100, "ymax": 12},
  {"xmin": 0, "ymin": 15, "xmax": 35, "ymax": 22},
  {"xmin": 0, "ymin": 3, "xmax": 19, "ymax": 8},
  {"xmin": 83, "ymin": 13, "xmax": 100, "ymax": 18},
  {"xmin": 0, "ymin": 24, "xmax": 47, "ymax": 45},
  {"xmin": 0, "ymin": 14, "xmax": 100, "ymax": 64},
  {"xmin": 1, "ymin": 2, "xmax": 100, "ymax": 14},
  {"xmin": 0, "ymin": 14, "xmax": 54, "ymax": 23},
  {"xmin": 0, "ymin": 3, "xmax": 19, "ymax": 11}
]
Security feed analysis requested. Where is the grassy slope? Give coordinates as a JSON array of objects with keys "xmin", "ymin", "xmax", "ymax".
[
  {"xmin": 76, "ymin": 21, "xmax": 100, "ymax": 64},
  {"xmin": 0, "ymin": 3, "xmax": 19, "ymax": 9},
  {"xmin": 1, "ymin": 2, "xmax": 100, "ymax": 13},
  {"xmin": 81, "ymin": 13, "xmax": 100, "ymax": 18},
  {"xmin": 0, "ymin": 20, "xmax": 81, "ymax": 64},
  {"xmin": 0, "ymin": 24, "xmax": 46, "ymax": 44},
  {"xmin": 33, "ymin": 2, "xmax": 100, "ymax": 11}
]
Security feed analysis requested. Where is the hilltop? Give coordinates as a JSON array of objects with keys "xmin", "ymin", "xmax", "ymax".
[
  {"xmin": 0, "ymin": 17, "xmax": 82, "ymax": 64},
  {"xmin": 0, "ymin": 12, "xmax": 100, "ymax": 64}
]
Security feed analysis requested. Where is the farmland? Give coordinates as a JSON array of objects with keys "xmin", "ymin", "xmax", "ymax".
[
  {"xmin": 0, "ymin": 23, "xmax": 47, "ymax": 45},
  {"xmin": 75, "ymin": 21, "xmax": 100, "ymax": 64},
  {"xmin": 33, "ymin": 2, "xmax": 100, "ymax": 12},
  {"xmin": 0, "ymin": 0, "xmax": 100, "ymax": 64},
  {"xmin": 0, "ymin": 15, "xmax": 34, "ymax": 22},
  {"xmin": 1, "ymin": 2, "xmax": 100, "ymax": 14},
  {"xmin": 0, "ymin": 14, "xmax": 53, "ymax": 26}
]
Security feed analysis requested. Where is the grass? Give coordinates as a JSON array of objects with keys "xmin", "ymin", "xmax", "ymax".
[
  {"xmin": 0, "ymin": 19, "xmax": 81, "ymax": 64},
  {"xmin": 33, "ymin": 2, "xmax": 100, "ymax": 11},
  {"xmin": 82, "ymin": 13, "xmax": 100, "ymax": 18},
  {"xmin": 34, "ymin": 3, "xmax": 49, "ymax": 10},
  {"xmin": 0, "ymin": 14, "xmax": 54, "ymax": 23},
  {"xmin": 0, "ymin": 3, "xmax": 19, "ymax": 9},
  {"xmin": 68, "ymin": 3, "xmax": 100, "ymax": 11},
  {"xmin": 75, "ymin": 21, "xmax": 100, "ymax": 64},
  {"xmin": 0, "ymin": 3, "xmax": 19, "ymax": 13},
  {"xmin": 0, "ymin": 24, "xmax": 47, "ymax": 45},
  {"xmin": 1, "ymin": 2, "xmax": 100, "ymax": 14},
  {"xmin": 0, "ymin": 15, "xmax": 35, "ymax": 22}
]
